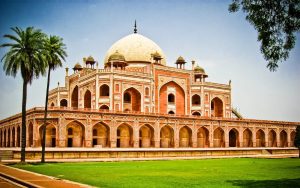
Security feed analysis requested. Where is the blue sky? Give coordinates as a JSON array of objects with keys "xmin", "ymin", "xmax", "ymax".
[{"xmin": 0, "ymin": 0, "xmax": 299, "ymax": 121}]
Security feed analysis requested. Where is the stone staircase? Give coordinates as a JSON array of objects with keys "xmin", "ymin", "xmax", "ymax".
[{"xmin": 0, "ymin": 150, "xmax": 13, "ymax": 161}]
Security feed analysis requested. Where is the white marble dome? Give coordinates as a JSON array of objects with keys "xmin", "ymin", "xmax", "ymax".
[{"xmin": 104, "ymin": 33, "xmax": 166, "ymax": 65}]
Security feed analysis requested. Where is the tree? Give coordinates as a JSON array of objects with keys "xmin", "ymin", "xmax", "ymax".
[
  {"xmin": 41, "ymin": 35, "xmax": 67, "ymax": 163},
  {"xmin": 294, "ymin": 126, "xmax": 300, "ymax": 158},
  {"xmin": 1, "ymin": 27, "xmax": 46, "ymax": 162},
  {"xmin": 229, "ymin": 0, "xmax": 300, "ymax": 71}
]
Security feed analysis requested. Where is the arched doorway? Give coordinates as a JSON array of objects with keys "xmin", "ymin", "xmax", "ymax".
[
  {"xmin": 17, "ymin": 126, "xmax": 20, "ymax": 147},
  {"xmin": 197, "ymin": 127, "xmax": 209, "ymax": 147},
  {"xmin": 213, "ymin": 127, "xmax": 225, "ymax": 147},
  {"xmin": 39, "ymin": 125, "xmax": 56, "ymax": 147},
  {"xmin": 229, "ymin": 128, "xmax": 239, "ymax": 147},
  {"xmin": 211, "ymin": 97, "xmax": 223, "ymax": 117},
  {"xmin": 256, "ymin": 129, "xmax": 265, "ymax": 147},
  {"xmin": 117, "ymin": 124, "xmax": 133, "ymax": 148},
  {"xmin": 92, "ymin": 123, "xmax": 110, "ymax": 147},
  {"xmin": 100, "ymin": 105, "xmax": 109, "ymax": 110},
  {"xmin": 192, "ymin": 94, "xmax": 201, "ymax": 106},
  {"xmin": 280, "ymin": 130, "xmax": 288, "ymax": 147},
  {"xmin": 84, "ymin": 90, "xmax": 91, "ymax": 108},
  {"xmin": 179, "ymin": 126, "xmax": 192, "ymax": 147},
  {"xmin": 60, "ymin": 99, "xmax": 68, "ymax": 107},
  {"xmin": 123, "ymin": 88, "xmax": 141, "ymax": 112},
  {"xmin": 66, "ymin": 121, "xmax": 85, "ymax": 147},
  {"xmin": 168, "ymin": 110, "xmax": 175, "ymax": 114},
  {"xmin": 159, "ymin": 81, "xmax": 185, "ymax": 115},
  {"xmin": 100, "ymin": 84, "xmax": 109, "ymax": 96},
  {"xmin": 192, "ymin": 111, "xmax": 201, "ymax": 116},
  {"xmin": 160, "ymin": 126, "xmax": 174, "ymax": 148},
  {"xmin": 291, "ymin": 131, "xmax": 296, "ymax": 147},
  {"xmin": 28, "ymin": 123, "xmax": 33, "ymax": 147},
  {"xmin": 268, "ymin": 130, "xmax": 277, "ymax": 147},
  {"xmin": 243, "ymin": 129, "xmax": 253, "ymax": 147},
  {"xmin": 139, "ymin": 124, "xmax": 154, "ymax": 148},
  {"xmin": 71, "ymin": 86, "xmax": 78, "ymax": 108}
]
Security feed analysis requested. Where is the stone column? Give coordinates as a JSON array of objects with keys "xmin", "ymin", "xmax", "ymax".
[
  {"xmin": 276, "ymin": 129, "xmax": 280, "ymax": 147},
  {"xmin": 224, "ymin": 126, "xmax": 229, "ymax": 148},
  {"xmin": 252, "ymin": 128, "xmax": 256, "ymax": 147},
  {"xmin": 192, "ymin": 128, "xmax": 197, "ymax": 148},
  {"xmin": 85, "ymin": 119, "xmax": 92, "ymax": 148},
  {"xmin": 287, "ymin": 129, "xmax": 291, "ymax": 147},
  {"xmin": 110, "ymin": 119, "xmax": 116, "ymax": 148},
  {"xmin": 154, "ymin": 120, "xmax": 160, "ymax": 148},
  {"xmin": 174, "ymin": 124, "xmax": 179, "ymax": 148},
  {"xmin": 239, "ymin": 127, "xmax": 243, "ymax": 147},
  {"xmin": 26, "ymin": 123, "xmax": 29, "ymax": 147},
  {"xmin": 9, "ymin": 127, "xmax": 12, "ymax": 147},
  {"xmin": 58, "ymin": 117, "xmax": 66, "ymax": 147},
  {"xmin": 133, "ymin": 121, "xmax": 139, "ymax": 148},
  {"xmin": 265, "ymin": 129, "xmax": 269, "ymax": 147},
  {"xmin": 209, "ymin": 124, "xmax": 214, "ymax": 147}
]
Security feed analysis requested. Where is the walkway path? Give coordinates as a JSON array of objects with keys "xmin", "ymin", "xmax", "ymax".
[{"xmin": 0, "ymin": 164, "xmax": 92, "ymax": 188}]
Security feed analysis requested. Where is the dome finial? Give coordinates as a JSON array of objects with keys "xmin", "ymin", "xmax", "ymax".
[{"xmin": 134, "ymin": 20, "xmax": 137, "ymax": 34}]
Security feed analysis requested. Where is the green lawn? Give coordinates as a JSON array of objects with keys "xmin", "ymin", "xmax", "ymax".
[{"xmin": 13, "ymin": 158, "xmax": 300, "ymax": 188}]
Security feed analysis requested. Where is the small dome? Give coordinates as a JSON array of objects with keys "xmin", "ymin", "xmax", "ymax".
[
  {"xmin": 73, "ymin": 63, "xmax": 83, "ymax": 70},
  {"xmin": 108, "ymin": 50, "xmax": 126, "ymax": 62},
  {"xmin": 175, "ymin": 56, "xmax": 186, "ymax": 64},
  {"xmin": 151, "ymin": 51, "xmax": 162, "ymax": 59},
  {"xmin": 194, "ymin": 65, "xmax": 205, "ymax": 74},
  {"xmin": 86, "ymin": 56, "xmax": 94, "ymax": 62}
]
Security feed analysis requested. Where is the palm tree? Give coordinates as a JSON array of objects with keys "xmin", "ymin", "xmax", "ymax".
[
  {"xmin": 41, "ymin": 35, "xmax": 67, "ymax": 163},
  {"xmin": 1, "ymin": 27, "xmax": 47, "ymax": 163}
]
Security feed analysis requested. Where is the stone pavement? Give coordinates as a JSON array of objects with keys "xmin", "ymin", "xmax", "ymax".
[{"xmin": 0, "ymin": 164, "xmax": 93, "ymax": 188}]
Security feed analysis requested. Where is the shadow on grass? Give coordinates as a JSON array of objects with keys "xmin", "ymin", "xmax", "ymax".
[{"xmin": 227, "ymin": 178, "xmax": 300, "ymax": 188}]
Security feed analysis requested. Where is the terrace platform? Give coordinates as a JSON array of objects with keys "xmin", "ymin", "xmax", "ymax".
[{"xmin": 0, "ymin": 147, "xmax": 298, "ymax": 162}]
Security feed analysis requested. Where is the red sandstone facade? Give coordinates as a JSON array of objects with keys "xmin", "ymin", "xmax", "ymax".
[{"xmin": 0, "ymin": 32, "xmax": 298, "ymax": 150}]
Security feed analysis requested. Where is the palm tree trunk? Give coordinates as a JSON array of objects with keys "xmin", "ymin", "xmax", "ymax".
[
  {"xmin": 21, "ymin": 80, "xmax": 27, "ymax": 163},
  {"xmin": 41, "ymin": 67, "xmax": 51, "ymax": 163}
]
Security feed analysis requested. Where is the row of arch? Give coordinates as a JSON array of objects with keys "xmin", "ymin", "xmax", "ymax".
[{"xmin": 0, "ymin": 122, "xmax": 296, "ymax": 148}]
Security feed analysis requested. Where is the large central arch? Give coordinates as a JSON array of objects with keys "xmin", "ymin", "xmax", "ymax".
[
  {"xmin": 211, "ymin": 97, "xmax": 223, "ymax": 117},
  {"xmin": 123, "ymin": 87, "xmax": 141, "ymax": 112},
  {"xmin": 159, "ymin": 81, "xmax": 185, "ymax": 115}
]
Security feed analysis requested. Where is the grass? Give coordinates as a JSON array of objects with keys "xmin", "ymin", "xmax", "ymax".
[{"xmin": 13, "ymin": 158, "xmax": 300, "ymax": 188}]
